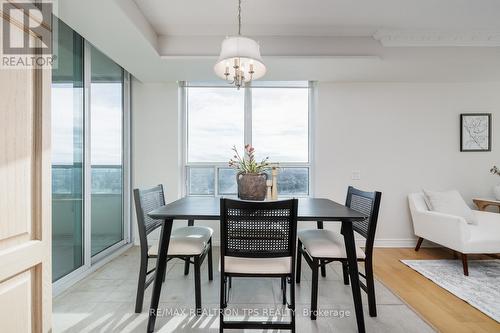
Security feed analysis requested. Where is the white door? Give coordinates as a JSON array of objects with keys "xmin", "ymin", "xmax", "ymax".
[{"xmin": 0, "ymin": 3, "xmax": 52, "ymax": 332}]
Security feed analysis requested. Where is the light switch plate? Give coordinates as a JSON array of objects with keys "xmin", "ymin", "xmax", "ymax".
[{"xmin": 351, "ymin": 171, "xmax": 361, "ymax": 180}]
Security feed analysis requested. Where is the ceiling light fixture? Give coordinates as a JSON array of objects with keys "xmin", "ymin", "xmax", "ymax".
[{"xmin": 214, "ymin": 0, "xmax": 266, "ymax": 89}]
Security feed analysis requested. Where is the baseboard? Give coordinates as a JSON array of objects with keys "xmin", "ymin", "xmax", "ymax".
[
  {"xmin": 372, "ymin": 239, "xmax": 419, "ymax": 248},
  {"xmin": 140, "ymin": 236, "xmax": 427, "ymax": 249},
  {"xmin": 210, "ymin": 238, "xmax": 423, "ymax": 248}
]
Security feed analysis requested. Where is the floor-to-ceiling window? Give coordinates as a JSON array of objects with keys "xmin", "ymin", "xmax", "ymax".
[
  {"xmin": 51, "ymin": 17, "xmax": 130, "ymax": 285},
  {"xmin": 90, "ymin": 46, "xmax": 124, "ymax": 256},
  {"xmin": 182, "ymin": 81, "xmax": 312, "ymax": 197},
  {"xmin": 52, "ymin": 19, "xmax": 84, "ymax": 281}
]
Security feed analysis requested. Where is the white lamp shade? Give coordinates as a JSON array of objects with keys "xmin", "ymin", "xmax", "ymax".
[{"xmin": 214, "ymin": 36, "xmax": 266, "ymax": 81}]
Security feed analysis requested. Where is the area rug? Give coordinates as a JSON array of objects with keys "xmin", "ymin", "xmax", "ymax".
[{"xmin": 401, "ymin": 259, "xmax": 500, "ymax": 323}]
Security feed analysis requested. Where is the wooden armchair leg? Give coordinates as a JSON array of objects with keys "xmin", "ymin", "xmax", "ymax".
[
  {"xmin": 461, "ymin": 253, "xmax": 469, "ymax": 276},
  {"xmin": 414, "ymin": 237, "xmax": 424, "ymax": 251}
]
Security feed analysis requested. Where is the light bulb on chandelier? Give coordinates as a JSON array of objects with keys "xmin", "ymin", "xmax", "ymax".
[{"xmin": 214, "ymin": 0, "xmax": 266, "ymax": 89}]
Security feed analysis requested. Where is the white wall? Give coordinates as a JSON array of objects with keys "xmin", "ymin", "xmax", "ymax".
[
  {"xmin": 132, "ymin": 80, "xmax": 500, "ymax": 246},
  {"xmin": 131, "ymin": 79, "xmax": 218, "ymax": 243},
  {"xmin": 131, "ymin": 79, "xmax": 180, "ymax": 243},
  {"xmin": 315, "ymin": 82, "xmax": 500, "ymax": 246}
]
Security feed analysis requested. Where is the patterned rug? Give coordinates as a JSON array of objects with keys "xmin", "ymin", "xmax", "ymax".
[{"xmin": 401, "ymin": 259, "xmax": 500, "ymax": 323}]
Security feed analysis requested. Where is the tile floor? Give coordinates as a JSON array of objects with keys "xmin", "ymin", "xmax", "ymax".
[{"xmin": 53, "ymin": 246, "xmax": 435, "ymax": 332}]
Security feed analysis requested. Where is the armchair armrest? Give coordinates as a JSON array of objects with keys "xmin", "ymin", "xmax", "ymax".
[
  {"xmin": 412, "ymin": 210, "xmax": 470, "ymax": 251},
  {"xmin": 473, "ymin": 210, "xmax": 500, "ymax": 224}
]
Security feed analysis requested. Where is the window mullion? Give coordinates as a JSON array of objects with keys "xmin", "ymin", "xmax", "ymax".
[{"xmin": 244, "ymin": 85, "xmax": 252, "ymax": 146}]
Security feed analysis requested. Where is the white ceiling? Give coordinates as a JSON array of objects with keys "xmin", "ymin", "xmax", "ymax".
[
  {"xmin": 134, "ymin": 0, "xmax": 500, "ymax": 37},
  {"xmin": 57, "ymin": 0, "xmax": 500, "ymax": 83}
]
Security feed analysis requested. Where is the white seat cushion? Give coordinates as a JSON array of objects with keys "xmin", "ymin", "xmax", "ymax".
[
  {"xmin": 298, "ymin": 229, "xmax": 366, "ymax": 259},
  {"xmin": 148, "ymin": 226, "xmax": 213, "ymax": 256},
  {"xmin": 464, "ymin": 211, "xmax": 500, "ymax": 253},
  {"xmin": 223, "ymin": 256, "xmax": 292, "ymax": 274}
]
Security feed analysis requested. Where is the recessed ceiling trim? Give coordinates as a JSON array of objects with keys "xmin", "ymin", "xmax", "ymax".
[
  {"xmin": 374, "ymin": 29, "xmax": 500, "ymax": 47},
  {"xmin": 160, "ymin": 55, "xmax": 382, "ymax": 60}
]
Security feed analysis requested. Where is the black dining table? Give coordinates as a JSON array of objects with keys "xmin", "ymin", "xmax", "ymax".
[{"xmin": 146, "ymin": 196, "xmax": 367, "ymax": 333}]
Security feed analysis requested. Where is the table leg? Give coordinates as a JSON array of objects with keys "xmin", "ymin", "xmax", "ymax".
[
  {"xmin": 342, "ymin": 221, "xmax": 365, "ymax": 333},
  {"xmin": 147, "ymin": 219, "xmax": 173, "ymax": 333},
  {"xmin": 184, "ymin": 219, "xmax": 195, "ymax": 275},
  {"xmin": 316, "ymin": 221, "xmax": 327, "ymax": 277}
]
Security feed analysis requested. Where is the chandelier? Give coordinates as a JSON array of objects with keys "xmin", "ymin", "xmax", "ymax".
[{"xmin": 214, "ymin": 0, "xmax": 266, "ymax": 89}]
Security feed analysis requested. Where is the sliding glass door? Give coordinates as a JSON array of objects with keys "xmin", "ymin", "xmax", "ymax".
[
  {"xmin": 90, "ymin": 46, "xmax": 124, "ymax": 256},
  {"xmin": 52, "ymin": 19, "xmax": 84, "ymax": 281},
  {"xmin": 51, "ymin": 17, "xmax": 130, "ymax": 284}
]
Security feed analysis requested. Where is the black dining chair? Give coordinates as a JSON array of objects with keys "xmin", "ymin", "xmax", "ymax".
[
  {"xmin": 133, "ymin": 185, "xmax": 214, "ymax": 314},
  {"xmin": 219, "ymin": 198, "xmax": 298, "ymax": 332},
  {"xmin": 296, "ymin": 186, "xmax": 382, "ymax": 319}
]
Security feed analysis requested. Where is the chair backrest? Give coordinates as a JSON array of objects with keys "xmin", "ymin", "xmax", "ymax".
[
  {"xmin": 345, "ymin": 186, "xmax": 382, "ymax": 256},
  {"xmin": 133, "ymin": 185, "xmax": 165, "ymax": 252},
  {"xmin": 220, "ymin": 198, "xmax": 298, "ymax": 260}
]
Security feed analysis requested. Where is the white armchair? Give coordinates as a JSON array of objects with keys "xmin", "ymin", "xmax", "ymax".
[{"xmin": 408, "ymin": 192, "xmax": 500, "ymax": 275}]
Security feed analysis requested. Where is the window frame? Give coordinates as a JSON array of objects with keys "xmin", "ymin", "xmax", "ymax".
[{"xmin": 180, "ymin": 81, "xmax": 315, "ymax": 198}]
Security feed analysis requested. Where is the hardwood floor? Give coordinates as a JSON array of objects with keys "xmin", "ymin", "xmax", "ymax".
[{"xmin": 373, "ymin": 247, "xmax": 500, "ymax": 333}]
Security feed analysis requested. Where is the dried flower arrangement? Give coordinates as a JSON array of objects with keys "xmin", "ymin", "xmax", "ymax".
[{"xmin": 228, "ymin": 144, "xmax": 270, "ymax": 174}]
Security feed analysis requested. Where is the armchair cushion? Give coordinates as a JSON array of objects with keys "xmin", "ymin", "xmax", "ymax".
[
  {"xmin": 465, "ymin": 211, "xmax": 500, "ymax": 253},
  {"xmin": 423, "ymin": 189, "xmax": 477, "ymax": 225}
]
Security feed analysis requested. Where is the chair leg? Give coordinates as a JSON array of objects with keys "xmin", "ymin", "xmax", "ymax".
[
  {"xmin": 208, "ymin": 239, "xmax": 213, "ymax": 281},
  {"xmin": 365, "ymin": 259, "xmax": 377, "ymax": 317},
  {"xmin": 184, "ymin": 256, "xmax": 190, "ymax": 275},
  {"xmin": 316, "ymin": 221, "xmax": 327, "ymax": 278},
  {"xmin": 185, "ymin": 220, "xmax": 195, "ymax": 275},
  {"xmin": 162, "ymin": 259, "xmax": 167, "ymax": 282},
  {"xmin": 415, "ymin": 237, "xmax": 424, "ymax": 251},
  {"xmin": 282, "ymin": 277, "xmax": 287, "ymax": 305},
  {"xmin": 135, "ymin": 253, "xmax": 148, "ymax": 313},
  {"xmin": 320, "ymin": 261, "xmax": 327, "ymax": 277},
  {"xmin": 194, "ymin": 256, "xmax": 202, "ymax": 315},
  {"xmin": 310, "ymin": 259, "xmax": 319, "ymax": 320},
  {"xmin": 289, "ymin": 275, "xmax": 296, "ymax": 333},
  {"xmin": 461, "ymin": 253, "xmax": 469, "ymax": 276},
  {"xmin": 342, "ymin": 261, "xmax": 349, "ymax": 285},
  {"xmin": 296, "ymin": 240, "xmax": 302, "ymax": 284},
  {"xmin": 220, "ymin": 275, "xmax": 225, "ymax": 333}
]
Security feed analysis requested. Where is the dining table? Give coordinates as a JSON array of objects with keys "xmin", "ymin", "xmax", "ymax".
[{"xmin": 146, "ymin": 196, "xmax": 367, "ymax": 333}]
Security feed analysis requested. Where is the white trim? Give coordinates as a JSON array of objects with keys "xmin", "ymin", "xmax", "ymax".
[
  {"xmin": 308, "ymin": 80, "xmax": 317, "ymax": 197},
  {"xmin": 178, "ymin": 82, "xmax": 187, "ymax": 198},
  {"xmin": 244, "ymin": 84, "xmax": 252, "ymax": 146},
  {"xmin": 207, "ymin": 238, "xmax": 428, "ymax": 248},
  {"xmin": 374, "ymin": 29, "xmax": 500, "ymax": 47},
  {"xmin": 371, "ymin": 238, "xmax": 438, "ymax": 248},
  {"xmin": 83, "ymin": 41, "xmax": 92, "ymax": 268},
  {"xmin": 91, "ymin": 239, "xmax": 128, "ymax": 264},
  {"xmin": 123, "ymin": 71, "xmax": 132, "ymax": 244}
]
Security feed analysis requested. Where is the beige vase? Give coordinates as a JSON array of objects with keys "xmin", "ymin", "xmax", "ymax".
[{"xmin": 237, "ymin": 173, "xmax": 268, "ymax": 201}]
